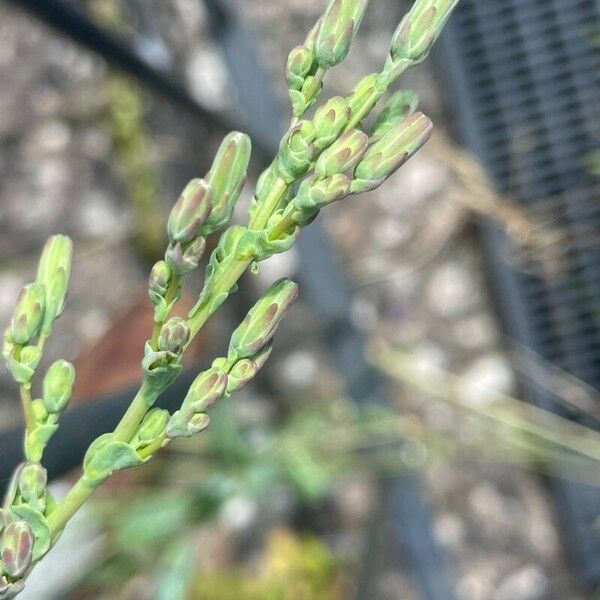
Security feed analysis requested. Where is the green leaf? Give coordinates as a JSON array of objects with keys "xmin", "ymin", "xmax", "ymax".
[{"xmin": 83, "ymin": 435, "xmax": 147, "ymax": 485}]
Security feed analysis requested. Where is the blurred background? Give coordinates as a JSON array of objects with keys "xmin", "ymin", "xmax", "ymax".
[{"xmin": 0, "ymin": 0, "xmax": 599, "ymax": 598}]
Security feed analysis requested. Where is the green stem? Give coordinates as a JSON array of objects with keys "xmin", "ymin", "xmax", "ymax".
[
  {"xmin": 138, "ymin": 433, "xmax": 168, "ymax": 460},
  {"xmin": 13, "ymin": 346, "xmax": 36, "ymax": 434},
  {"xmin": 47, "ymin": 477, "xmax": 96, "ymax": 539},
  {"xmin": 112, "ymin": 379, "xmax": 160, "ymax": 443},
  {"xmin": 248, "ymin": 176, "xmax": 289, "ymax": 230},
  {"xmin": 150, "ymin": 274, "xmax": 181, "ymax": 350}
]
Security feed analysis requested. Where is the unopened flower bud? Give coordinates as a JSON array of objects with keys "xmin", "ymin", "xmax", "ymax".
[
  {"xmin": 36, "ymin": 234, "xmax": 72, "ymax": 332},
  {"xmin": 353, "ymin": 112, "xmax": 432, "ymax": 192},
  {"xmin": 17, "ymin": 462, "xmax": 47, "ymax": 506},
  {"xmin": 313, "ymin": 96, "xmax": 351, "ymax": 150},
  {"xmin": 148, "ymin": 260, "xmax": 171, "ymax": 297},
  {"xmin": 0, "ymin": 521, "xmax": 34, "ymax": 579},
  {"xmin": 165, "ymin": 409, "xmax": 210, "ymax": 439},
  {"xmin": 315, "ymin": 0, "xmax": 369, "ymax": 68},
  {"xmin": 286, "ymin": 45, "xmax": 315, "ymax": 91},
  {"xmin": 294, "ymin": 174, "xmax": 352, "ymax": 215},
  {"xmin": 347, "ymin": 73, "xmax": 385, "ymax": 124},
  {"xmin": 226, "ymin": 343, "xmax": 273, "ymax": 393},
  {"xmin": 228, "ymin": 278, "xmax": 298, "ymax": 361},
  {"xmin": 371, "ymin": 90, "xmax": 419, "ymax": 140},
  {"xmin": 183, "ymin": 367, "xmax": 228, "ymax": 412},
  {"xmin": 277, "ymin": 121, "xmax": 316, "ymax": 183},
  {"xmin": 136, "ymin": 408, "xmax": 169, "ymax": 444},
  {"xmin": 204, "ymin": 132, "xmax": 252, "ymax": 234},
  {"xmin": 158, "ymin": 317, "xmax": 190, "ymax": 355},
  {"xmin": 3, "ymin": 328, "xmax": 15, "ymax": 362},
  {"xmin": 165, "ymin": 237, "xmax": 206, "ymax": 276},
  {"xmin": 11, "ymin": 283, "xmax": 45, "ymax": 345},
  {"xmin": 167, "ymin": 179, "xmax": 213, "ymax": 244},
  {"xmin": 42, "ymin": 359, "xmax": 75, "ymax": 414},
  {"xmin": 390, "ymin": 0, "xmax": 459, "ymax": 64},
  {"xmin": 315, "ymin": 129, "xmax": 368, "ymax": 177}
]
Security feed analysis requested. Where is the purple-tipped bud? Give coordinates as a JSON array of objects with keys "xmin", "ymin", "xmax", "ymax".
[
  {"xmin": 42, "ymin": 359, "xmax": 75, "ymax": 414},
  {"xmin": 204, "ymin": 132, "xmax": 252, "ymax": 234},
  {"xmin": 353, "ymin": 112, "xmax": 433, "ymax": 192},
  {"xmin": 183, "ymin": 367, "xmax": 228, "ymax": 412},
  {"xmin": 148, "ymin": 260, "xmax": 172, "ymax": 297},
  {"xmin": 17, "ymin": 462, "xmax": 47, "ymax": 506},
  {"xmin": 314, "ymin": 0, "xmax": 370, "ymax": 68},
  {"xmin": 228, "ymin": 279, "xmax": 298, "ymax": 361},
  {"xmin": 347, "ymin": 73, "xmax": 385, "ymax": 125},
  {"xmin": 10, "ymin": 283, "xmax": 45, "ymax": 345},
  {"xmin": 390, "ymin": 0, "xmax": 459, "ymax": 64},
  {"xmin": 165, "ymin": 237, "xmax": 206, "ymax": 276},
  {"xmin": 165, "ymin": 409, "xmax": 210, "ymax": 439},
  {"xmin": 35, "ymin": 234, "xmax": 72, "ymax": 332},
  {"xmin": 286, "ymin": 45, "xmax": 316, "ymax": 91},
  {"xmin": 313, "ymin": 96, "xmax": 351, "ymax": 150},
  {"xmin": 277, "ymin": 121, "xmax": 316, "ymax": 183},
  {"xmin": 315, "ymin": 129, "xmax": 369, "ymax": 177},
  {"xmin": 294, "ymin": 174, "xmax": 352, "ymax": 212},
  {"xmin": 226, "ymin": 343, "xmax": 273, "ymax": 394},
  {"xmin": 167, "ymin": 179, "xmax": 212, "ymax": 244},
  {"xmin": 158, "ymin": 317, "xmax": 190, "ymax": 355},
  {"xmin": 371, "ymin": 90, "xmax": 420, "ymax": 140},
  {"xmin": 0, "ymin": 521, "xmax": 34, "ymax": 579}
]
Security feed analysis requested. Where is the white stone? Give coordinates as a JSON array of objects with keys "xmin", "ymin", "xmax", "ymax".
[{"xmin": 427, "ymin": 261, "xmax": 478, "ymax": 317}]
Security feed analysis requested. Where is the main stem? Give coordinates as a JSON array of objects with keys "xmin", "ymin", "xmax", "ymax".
[
  {"xmin": 47, "ymin": 477, "xmax": 96, "ymax": 539},
  {"xmin": 112, "ymin": 379, "xmax": 159, "ymax": 442}
]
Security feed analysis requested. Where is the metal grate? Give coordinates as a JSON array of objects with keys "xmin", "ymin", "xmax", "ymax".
[{"xmin": 439, "ymin": 0, "xmax": 600, "ymax": 591}]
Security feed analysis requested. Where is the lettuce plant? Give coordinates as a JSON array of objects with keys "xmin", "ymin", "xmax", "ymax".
[{"xmin": 0, "ymin": 0, "xmax": 458, "ymax": 595}]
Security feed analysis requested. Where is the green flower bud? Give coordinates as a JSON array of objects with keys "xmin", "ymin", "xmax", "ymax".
[
  {"xmin": 313, "ymin": 96, "xmax": 351, "ymax": 150},
  {"xmin": 2, "ymin": 328, "xmax": 14, "ymax": 362},
  {"xmin": 353, "ymin": 112, "xmax": 433, "ymax": 192},
  {"xmin": 6, "ymin": 346, "xmax": 42, "ymax": 386},
  {"xmin": 314, "ymin": 0, "xmax": 369, "ymax": 68},
  {"xmin": 390, "ymin": 0, "xmax": 459, "ymax": 64},
  {"xmin": 165, "ymin": 410, "xmax": 210, "ymax": 439},
  {"xmin": 204, "ymin": 132, "xmax": 252, "ymax": 235},
  {"xmin": 294, "ymin": 174, "xmax": 352, "ymax": 213},
  {"xmin": 347, "ymin": 73, "xmax": 386, "ymax": 124},
  {"xmin": 17, "ymin": 462, "xmax": 47, "ymax": 508},
  {"xmin": 226, "ymin": 343, "xmax": 273, "ymax": 394},
  {"xmin": 315, "ymin": 129, "xmax": 369, "ymax": 177},
  {"xmin": 167, "ymin": 179, "xmax": 213, "ymax": 244},
  {"xmin": 11, "ymin": 283, "xmax": 45, "ymax": 345},
  {"xmin": 42, "ymin": 360, "xmax": 75, "ymax": 414},
  {"xmin": 0, "ymin": 521, "xmax": 34, "ymax": 578},
  {"xmin": 158, "ymin": 317, "xmax": 190, "ymax": 355},
  {"xmin": 148, "ymin": 260, "xmax": 171, "ymax": 297},
  {"xmin": 35, "ymin": 234, "xmax": 72, "ymax": 332},
  {"xmin": 182, "ymin": 367, "xmax": 228, "ymax": 412},
  {"xmin": 277, "ymin": 121, "xmax": 316, "ymax": 183},
  {"xmin": 165, "ymin": 237, "xmax": 206, "ymax": 276},
  {"xmin": 371, "ymin": 90, "xmax": 420, "ymax": 140},
  {"xmin": 228, "ymin": 278, "xmax": 298, "ymax": 361},
  {"xmin": 136, "ymin": 408, "xmax": 169, "ymax": 445},
  {"xmin": 286, "ymin": 45, "xmax": 316, "ymax": 91}
]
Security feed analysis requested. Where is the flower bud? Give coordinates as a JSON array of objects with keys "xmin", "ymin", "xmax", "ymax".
[
  {"xmin": 286, "ymin": 45, "xmax": 316, "ymax": 91},
  {"xmin": 313, "ymin": 96, "xmax": 351, "ymax": 150},
  {"xmin": 36, "ymin": 234, "xmax": 72, "ymax": 332},
  {"xmin": 315, "ymin": 129, "xmax": 369, "ymax": 177},
  {"xmin": 17, "ymin": 462, "xmax": 47, "ymax": 506},
  {"xmin": 11, "ymin": 283, "xmax": 45, "ymax": 345},
  {"xmin": 371, "ymin": 90, "xmax": 419, "ymax": 140},
  {"xmin": 314, "ymin": 0, "xmax": 369, "ymax": 68},
  {"xmin": 136, "ymin": 408, "xmax": 169, "ymax": 445},
  {"xmin": 3, "ymin": 328, "xmax": 14, "ymax": 362},
  {"xmin": 228, "ymin": 278, "xmax": 298, "ymax": 361},
  {"xmin": 353, "ymin": 112, "xmax": 432, "ymax": 192},
  {"xmin": 204, "ymin": 132, "xmax": 252, "ymax": 234},
  {"xmin": 0, "ymin": 521, "xmax": 34, "ymax": 578},
  {"xmin": 347, "ymin": 73, "xmax": 385, "ymax": 124},
  {"xmin": 167, "ymin": 179, "xmax": 213, "ymax": 244},
  {"xmin": 148, "ymin": 260, "xmax": 171, "ymax": 297},
  {"xmin": 277, "ymin": 121, "xmax": 316, "ymax": 183},
  {"xmin": 42, "ymin": 359, "xmax": 75, "ymax": 414},
  {"xmin": 165, "ymin": 237, "xmax": 206, "ymax": 276},
  {"xmin": 158, "ymin": 317, "xmax": 190, "ymax": 355},
  {"xmin": 294, "ymin": 174, "xmax": 352, "ymax": 213},
  {"xmin": 226, "ymin": 343, "xmax": 273, "ymax": 393},
  {"xmin": 390, "ymin": 0, "xmax": 459, "ymax": 64},
  {"xmin": 165, "ymin": 409, "xmax": 210, "ymax": 439},
  {"xmin": 182, "ymin": 367, "xmax": 228, "ymax": 412}
]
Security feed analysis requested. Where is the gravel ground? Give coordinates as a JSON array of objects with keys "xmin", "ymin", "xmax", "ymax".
[{"xmin": 0, "ymin": 1, "xmax": 588, "ymax": 598}]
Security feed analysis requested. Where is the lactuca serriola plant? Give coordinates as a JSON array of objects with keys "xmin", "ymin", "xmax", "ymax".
[{"xmin": 0, "ymin": 0, "xmax": 458, "ymax": 595}]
